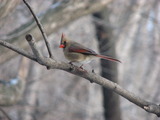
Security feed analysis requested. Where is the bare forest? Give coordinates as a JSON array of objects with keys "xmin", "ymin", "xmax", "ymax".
[{"xmin": 0, "ymin": 0, "xmax": 160, "ymax": 120}]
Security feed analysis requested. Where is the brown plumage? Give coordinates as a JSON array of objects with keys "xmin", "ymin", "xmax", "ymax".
[{"xmin": 59, "ymin": 33, "xmax": 121, "ymax": 64}]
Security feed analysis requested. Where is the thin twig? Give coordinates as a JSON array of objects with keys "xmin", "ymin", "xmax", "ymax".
[
  {"xmin": 23, "ymin": 0, "xmax": 54, "ymax": 59},
  {"xmin": 0, "ymin": 107, "xmax": 12, "ymax": 120},
  {"xmin": 0, "ymin": 0, "xmax": 160, "ymax": 117},
  {"xmin": 0, "ymin": 37, "xmax": 160, "ymax": 116},
  {"xmin": 0, "ymin": 39, "xmax": 37, "ymax": 62},
  {"xmin": 26, "ymin": 34, "xmax": 43, "ymax": 59},
  {"xmin": 0, "ymin": 0, "xmax": 112, "ymax": 64},
  {"xmin": 25, "ymin": 34, "xmax": 44, "ymax": 64}
]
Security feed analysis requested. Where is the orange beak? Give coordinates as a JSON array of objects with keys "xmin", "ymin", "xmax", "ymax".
[
  {"xmin": 59, "ymin": 33, "xmax": 65, "ymax": 48},
  {"xmin": 59, "ymin": 44, "xmax": 65, "ymax": 48}
]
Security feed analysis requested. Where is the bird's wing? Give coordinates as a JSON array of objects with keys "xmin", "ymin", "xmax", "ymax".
[{"xmin": 68, "ymin": 43, "xmax": 97, "ymax": 55}]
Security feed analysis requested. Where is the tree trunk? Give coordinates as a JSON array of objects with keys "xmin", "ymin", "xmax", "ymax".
[{"xmin": 93, "ymin": 10, "xmax": 122, "ymax": 120}]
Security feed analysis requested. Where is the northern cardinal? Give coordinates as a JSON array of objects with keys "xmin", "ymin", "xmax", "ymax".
[{"xmin": 59, "ymin": 33, "xmax": 121, "ymax": 66}]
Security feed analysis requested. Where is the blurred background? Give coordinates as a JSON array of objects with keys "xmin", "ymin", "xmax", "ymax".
[{"xmin": 0, "ymin": 0, "xmax": 159, "ymax": 120}]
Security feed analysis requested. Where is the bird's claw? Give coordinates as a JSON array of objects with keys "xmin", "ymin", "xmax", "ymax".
[
  {"xmin": 79, "ymin": 64, "xmax": 84, "ymax": 69},
  {"xmin": 78, "ymin": 64, "xmax": 88, "ymax": 73}
]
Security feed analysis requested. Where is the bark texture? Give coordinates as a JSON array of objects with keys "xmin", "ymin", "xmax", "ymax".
[
  {"xmin": 108, "ymin": 0, "xmax": 160, "ymax": 119},
  {"xmin": 0, "ymin": 0, "xmax": 160, "ymax": 120},
  {"xmin": 0, "ymin": 0, "xmax": 112, "ymax": 64},
  {"xmin": 93, "ymin": 11, "xmax": 122, "ymax": 120}
]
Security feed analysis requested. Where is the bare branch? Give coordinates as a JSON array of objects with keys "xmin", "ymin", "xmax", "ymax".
[
  {"xmin": 0, "ymin": 38, "xmax": 160, "ymax": 116},
  {"xmin": 0, "ymin": 0, "xmax": 160, "ymax": 117},
  {"xmin": 23, "ymin": 0, "xmax": 54, "ymax": 59},
  {"xmin": 25, "ymin": 34, "xmax": 43, "ymax": 63},
  {"xmin": 0, "ymin": 39, "xmax": 37, "ymax": 62},
  {"xmin": 0, "ymin": 0, "xmax": 112, "ymax": 64}
]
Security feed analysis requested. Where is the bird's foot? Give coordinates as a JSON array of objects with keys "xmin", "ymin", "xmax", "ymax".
[
  {"xmin": 78, "ymin": 64, "xmax": 88, "ymax": 72},
  {"xmin": 79, "ymin": 64, "xmax": 84, "ymax": 69}
]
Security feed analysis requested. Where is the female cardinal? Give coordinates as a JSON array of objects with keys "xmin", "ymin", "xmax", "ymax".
[{"xmin": 59, "ymin": 33, "xmax": 121, "ymax": 66}]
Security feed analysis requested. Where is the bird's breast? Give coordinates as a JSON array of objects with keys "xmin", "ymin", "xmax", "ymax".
[{"xmin": 64, "ymin": 50, "xmax": 94, "ymax": 63}]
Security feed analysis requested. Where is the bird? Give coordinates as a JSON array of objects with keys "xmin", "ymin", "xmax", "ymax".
[{"xmin": 59, "ymin": 33, "xmax": 121, "ymax": 68}]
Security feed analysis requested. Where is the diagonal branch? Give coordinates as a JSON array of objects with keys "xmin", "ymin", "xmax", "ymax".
[
  {"xmin": 23, "ymin": 0, "xmax": 54, "ymax": 59},
  {"xmin": 0, "ymin": 36, "xmax": 160, "ymax": 117},
  {"xmin": 0, "ymin": 0, "xmax": 160, "ymax": 117},
  {"xmin": 0, "ymin": 39, "xmax": 37, "ymax": 62},
  {"xmin": 0, "ymin": 0, "xmax": 112, "ymax": 64},
  {"xmin": 25, "ymin": 34, "xmax": 44, "ymax": 64}
]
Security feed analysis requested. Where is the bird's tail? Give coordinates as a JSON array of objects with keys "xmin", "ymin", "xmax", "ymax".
[{"xmin": 96, "ymin": 54, "xmax": 121, "ymax": 63}]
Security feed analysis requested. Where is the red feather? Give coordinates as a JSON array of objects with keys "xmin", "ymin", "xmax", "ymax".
[
  {"xmin": 70, "ymin": 49, "xmax": 93, "ymax": 53},
  {"xmin": 68, "ymin": 42, "xmax": 121, "ymax": 63},
  {"xmin": 68, "ymin": 44, "xmax": 97, "ymax": 55},
  {"xmin": 96, "ymin": 55, "xmax": 121, "ymax": 63}
]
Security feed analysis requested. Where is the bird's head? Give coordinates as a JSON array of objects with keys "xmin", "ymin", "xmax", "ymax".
[{"xmin": 59, "ymin": 33, "xmax": 68, "ymax": 48}]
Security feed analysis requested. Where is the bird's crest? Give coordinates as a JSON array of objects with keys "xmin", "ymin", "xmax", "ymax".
[{"xmin": 59, "ymin": 33, "xmax": 66, "ymax": 48}]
